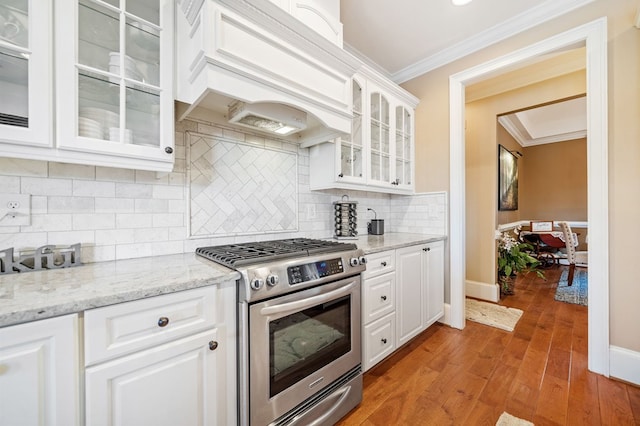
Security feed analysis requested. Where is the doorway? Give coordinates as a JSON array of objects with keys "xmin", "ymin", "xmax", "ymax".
[{"xmin": 448, "ymin": 18, "xmax": 609, "ymax": 376}]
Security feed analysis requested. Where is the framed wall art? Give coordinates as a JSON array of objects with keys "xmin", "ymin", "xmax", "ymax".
[{"xmin": 498, "ymin": 144, "xmax": 518, "ymax": 211}]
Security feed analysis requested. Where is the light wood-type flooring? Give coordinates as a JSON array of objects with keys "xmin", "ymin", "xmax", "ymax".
[{"xmin": 337, "ymin": 265, "xmax": 640, "ymax": 425}]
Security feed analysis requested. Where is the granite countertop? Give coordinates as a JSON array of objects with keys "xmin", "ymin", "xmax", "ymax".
[
  {"xmin": 0, "ymin": 253, "xmax": 239, "ymax": 328},
  {"xmin": 353, "ymin": 232, "xmax": 447, "ymax": 254}
]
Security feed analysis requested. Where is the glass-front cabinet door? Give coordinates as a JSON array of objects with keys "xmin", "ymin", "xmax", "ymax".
[
  {"xmin": 394, "ymin": 105, "xmax": 413, "ymax": 189},
  {"xmin": 337, "ymin": 78, "xmax": 365, "ymax": 183},
  {"xmin": 0, "ymin": 0, "xmax": 51, "ymax": 148},
  {"xmin": 369, "ymin": 91, "xmax": 390, "ymax": 186},
  {"xmin": 55, "ymin": 0, "xmax": 174, "ymax": 170}
]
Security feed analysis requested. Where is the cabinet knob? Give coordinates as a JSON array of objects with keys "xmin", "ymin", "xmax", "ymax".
[
  {"xmin": 209, "ymin": 341, "xmax": 219, "ymax": 351},
  {"xmin": 157, "ymin": 316, "xmax": 169, "ymax": 327},
  {"xmin": 381, "ymin": 261, "xmax": 387, "ymax": 267},
  {"xmin": 423, "ymin": 247, "xmax": 430, "ymax": 252},
  {"xmin": 381, "ymin": 295, "xmax": 387, "ymax": 301},
  {"xmin": 164, "ymin": 147, "xmax": 174, "ymax": 154},
  {"xmin": 381, "ymin": 338, "xmax": 387, "ymax": 344},
  {"xmin": 338, "ymin": 172, "xmax": 344, "ymax": 178}
]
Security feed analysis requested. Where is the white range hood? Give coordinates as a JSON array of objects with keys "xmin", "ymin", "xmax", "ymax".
[{"xmin": 175, "ymin": 0, "xmax": 361, "ymax": 147}]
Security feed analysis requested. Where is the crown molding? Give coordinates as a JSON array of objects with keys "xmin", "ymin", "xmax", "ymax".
[
  {"xmin": 391, "ymin": 0, "xmax": 596, "ymax": 84},
  {"xmin": 343, "ymin": 42, "xmax": 393, "ymax": 78}
]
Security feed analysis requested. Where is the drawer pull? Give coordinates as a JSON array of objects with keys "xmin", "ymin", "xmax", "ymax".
[
  {"xmin": 157, "ymin": 317, "xmax": 170, "ymax": 327},
  {"xmin": 209, "ymin": 341, "xmax": 219, "ymax": 351},
  {"xmin": 381, "ymin": 295, "xmax": 387, "ymax": 301},
  {"xmin": 381, "ymin": 261, "xmax": 387, "ymax": 267},
  {"xmin": 423, "ymin": 247, "xmax": 430, "ymax": 252},
  {"xmin": 381, "ymin": 338, "xmax": 387, "ymax": 344}
]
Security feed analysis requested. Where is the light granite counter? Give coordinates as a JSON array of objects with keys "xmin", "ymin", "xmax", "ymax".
[
  {"xmin": 0, "ymin": 253, "xmax": 239, "ymax": 328},
  {"xmin": 353, "ymin": 232, "xmax": 447, "ymax": 254}
]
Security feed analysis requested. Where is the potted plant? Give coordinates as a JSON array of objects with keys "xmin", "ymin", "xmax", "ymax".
[{"xmin": 496, "ymin": 227, "xmax": 544, "ymax": 295}]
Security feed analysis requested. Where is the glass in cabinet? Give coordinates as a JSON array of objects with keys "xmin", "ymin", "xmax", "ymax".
[
  {"xmin": 369, "ymin": 91, "xmax": 390, "ymax": 185},
  {"xmin": 338, "ymin": 79, "xmax": 364, "ymax": 182},
  {"xmin": 56, "ymin": 0, "xmax": 173, "ymax": 169},
  {"xmin": 394, "ymin": 106, "xmax": 412, "ymax": 188},
  {"xmin": 0, "ymin": 0, "xmax": 51, "ymax": 148}
]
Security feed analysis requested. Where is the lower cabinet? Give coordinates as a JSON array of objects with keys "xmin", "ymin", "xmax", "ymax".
[
  {"xmin": 361, "ymin": 240, "xmax": 445, "ymax": 372},
  {"xmin": 84, "ymin": 284, "xmax": 237, "ymax": 426},
  {"xmin": 0, "ymin": 314, "xmax": 80, "ymax": 426},
  {"xmin": 85, "ymin": 329, "xmax": 222, "ymax": 426}
]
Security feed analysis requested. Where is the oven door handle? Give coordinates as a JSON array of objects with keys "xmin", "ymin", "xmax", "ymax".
[{"xmin": 260, "ymin": 281, "xmax": 355, "ymax": 317}]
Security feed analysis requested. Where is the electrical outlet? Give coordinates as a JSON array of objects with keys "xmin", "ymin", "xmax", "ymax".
[{"xmin": 0, "ymin": 194, "xmax": 30, "ymax": 226}]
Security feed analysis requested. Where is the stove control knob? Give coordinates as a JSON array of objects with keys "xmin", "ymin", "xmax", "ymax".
[
  {"xmin": 250, "ymin": 278, "xmax": 264, "ymax": 290},
  {"xmin": 266, "ymin": 274, "xmax": 279, "ymax": 286},
  {"xmin": 349, "ymin": 257, "xmax": 359, "ymax": 267},
  {"xmin": 358, "ymin": 256, "xmax": 367, "ymax": 265}
]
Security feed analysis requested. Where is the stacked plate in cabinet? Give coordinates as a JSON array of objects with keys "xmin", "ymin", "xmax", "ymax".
[{"xmin": 333, "ymin": 195, "xmax": 358, "ymax": 240}]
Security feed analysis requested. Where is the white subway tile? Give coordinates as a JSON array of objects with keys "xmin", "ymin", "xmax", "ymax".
[
  {"xmin": 168, "ymin": 200, "xmax": 186, "ymax": 214},
  {"xmin": 115, "ymin": 183, "xmax": 153, "ymax": 199},
  {"xmin": 73, "ymin": 213, "xmax": 115, "ymax": 230},
  {"xmin": 48, "ymin": 231, "xmax": 95, "ymax": 246},
  {"xmin": 22, "ymin": 177, "xmax": 72, "ymax": 196},
  {"xmin": 95, "ymin": 198, "xmax": 135, "ymax": 213},
  {"xmin": 49, "ymin": 197, "xmax": 95, "ymax": 213},
  {"xmin": 31, "ymin": 196, "xmax": 48, "ymax": 215},
  {"xmin": 0, "ymin": 158, "xmax": 48, "ymax": 177},
  {"xmin": 168, "ymin": 227, "xmax": 188, "ymax": 240},
  {"xmin": 135, "ymin": 199, "xmax": 169, "ymax": 213},
  {"xmin": 136, "ymin": 170, "xmax": 168, "ymax": 185},
  {"xmin": 96, "ymin": 167, "xmax": 136, "ymax": 182},
  {"xmin": 82, "ymin": 244, "xmax": 116, "ymax": 263},
  {"xmin": 152, "ymin": 213, "xmax": 184, "ymax": 228},
  {"xmin": 133, "ymin": 228, "xmax": 169, "ymax": 243},
  {"xmin": 115, "ymin": 214, "xmax": 152, "ymax": 229},
  {"xmin": 116, "ymin": 242, "xmax": 153, "ymax": 260},
  {"xmin": 197, "ymin": 123, "xmax": 222, "ymax": 137},
  {"xmin": 0, "ymin": 176, "xmax": 20, "ymax": 192},
  {"xmin": 73, "ymin": 180, "xmax": 117, "ymax": 197},
  {"xmin": 152, "ymin": 185, "xmax": 184, "ymax": 200},
  {"xmin": 95, "ymin": 229, "xmax": 136, "ymax": 245},
  {"xmin": 22, "ymin": 214, "xmax": 73, "ymax": 232},
  {"xmin": 151, "ymin": 241, "xmax": 184, "ymax": 256},
  {"xmin": 49, "ymin": 163, "xmax": 95, "ymax": 180},
  {"xmin": 1, "ymin": 232, "xmax": 48, "ymax": 250}
]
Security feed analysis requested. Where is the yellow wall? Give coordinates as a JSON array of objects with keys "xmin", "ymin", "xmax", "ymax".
[
  {"xmin": 464, "ymin": 71, "xmax": 586, "ymax": 284},
  {"xmin": 403, "ymin": 0, "xmax": 640, "ymax": 352}
]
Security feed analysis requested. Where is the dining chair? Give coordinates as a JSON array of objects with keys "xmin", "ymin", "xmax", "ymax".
[{"xmin": 558, "ymin": 221, "xmax": 588, "ymax": 286}]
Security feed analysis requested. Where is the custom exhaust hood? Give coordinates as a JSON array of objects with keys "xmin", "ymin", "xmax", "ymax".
[{"xmin": 175, "ymin": 0, "xmax": 361, "ymax": 147}]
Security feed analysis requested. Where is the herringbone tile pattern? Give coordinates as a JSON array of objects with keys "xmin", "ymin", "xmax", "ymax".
[{"xmin": 188, "ymin": 135, "xmax": 298, "ymax": 237}]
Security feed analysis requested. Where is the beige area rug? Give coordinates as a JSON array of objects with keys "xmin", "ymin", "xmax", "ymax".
[
  {"xmin": 496, "ymin": 411, "xmax": 534, "ymax": 425},
  {"xmin": 465, "ymin": 298, "xmax": 523, "ymax": 332}
]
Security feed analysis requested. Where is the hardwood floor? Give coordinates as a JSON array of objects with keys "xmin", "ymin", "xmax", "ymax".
[{"xmin": 338, "ymin": 266, "xmax": 640, "ymax": 425}]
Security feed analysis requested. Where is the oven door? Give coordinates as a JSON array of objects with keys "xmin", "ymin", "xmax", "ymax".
[{"xmin": 247, "ymin": 275, "xmax": 361, "ymax": 426}]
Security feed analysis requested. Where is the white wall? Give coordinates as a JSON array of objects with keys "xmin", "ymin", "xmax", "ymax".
[{"xmin": 0, "ymin": 117, "xmax": 447, "ymax": 263}]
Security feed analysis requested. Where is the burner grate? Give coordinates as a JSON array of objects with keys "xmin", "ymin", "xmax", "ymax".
[{"xmin": 196, "ymin": 238, "xmax": 358, "ymax": 269}]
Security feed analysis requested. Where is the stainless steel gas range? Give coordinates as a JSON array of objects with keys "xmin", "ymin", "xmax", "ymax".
[{"xmin": 196, "ymin": 238, "xmax": 367, "ymax": 426}]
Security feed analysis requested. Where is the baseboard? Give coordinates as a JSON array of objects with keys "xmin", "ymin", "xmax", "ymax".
[
  {"xmin": 438, "ymin": 303, "xmax": 451, "ymax": 326},
  {"xmin": 610, "ymin": 346, "xmax": 640, "ymax": 386},
  {"xmin": 465, "ymin": 280, "xmax": 500, "ymax": 302}
]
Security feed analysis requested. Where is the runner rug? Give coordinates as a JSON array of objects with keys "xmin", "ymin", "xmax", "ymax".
[
  {"xmin": 465, "ymin": 298, "xmax": 523, "ymax": 332},
  {"xmin": 496, "ymin": 412, "xmax": 534, "ymax": 425},
  {"xmin": 554, "ymin": 268, "xmax": 588, "ymax": 306}
]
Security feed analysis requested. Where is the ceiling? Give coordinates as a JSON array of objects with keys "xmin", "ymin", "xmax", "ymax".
[
  {"xmin": 340, "ymin": 0, "xmax": 593, "ymax": 144},
  {"xmin": 340, "ymin": 0, "xmax": 595, "ymax": 83}
]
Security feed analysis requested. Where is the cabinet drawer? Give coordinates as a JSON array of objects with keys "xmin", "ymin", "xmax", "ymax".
[
  {"xmin": 362, "ymin": 312, "xmax": 396, "ymax": 372},
  {"xmin": 363, "ymin": 250, "xmax": 395, "ymax": 278},
  {"xmin": 85, "ymin": 287, "xmax": 217, "ymax": 366},
  {"xmin": 362, "ymin": 272, "xmax": 395, "ymax": 324}
]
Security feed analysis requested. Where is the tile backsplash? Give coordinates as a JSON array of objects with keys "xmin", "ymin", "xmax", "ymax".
[{"xmin": 0, "ymin": 118, "xmax": 447, "ymax": 263}]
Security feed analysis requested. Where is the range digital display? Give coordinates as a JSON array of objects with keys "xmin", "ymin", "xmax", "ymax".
[{"xmin": 287, "ymin": 258, "xmax": 344, "ymax": 284}]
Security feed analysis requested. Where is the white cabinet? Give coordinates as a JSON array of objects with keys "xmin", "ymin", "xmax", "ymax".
[
  {"xmin": 0, "ymin": 0, "xmax": 52, "ymax": 149},
  {"xmin": 310, "ymin": 67, "xmax": 418, "ymax": 195},
  {"xmin": 361, "ymin": 250, "xmax": 396, "ymax": 371},
  {"xmin": 395, "ymin": 240, "xmax": 445, "ymax": 347},
  {"xmin": 84, "ymin": 285, "xmax": 236, "ymax": 426},
  {"xmin": 0, "ymin": 0, "xmax": 175, "ymax": 172},
  {"xmin": 0, "ymin": 314, "xmax": 80, "ymax": 426},
  {"xmin": 268, "ymin": 0, "xmax": 343, "ymax": 46}
]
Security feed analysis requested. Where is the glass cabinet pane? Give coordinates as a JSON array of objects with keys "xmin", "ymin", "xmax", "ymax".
[
  {"xmin": 78, "ymin": 1, "xmax": 119, "ymax": 72},
  {"xmin": 352, "ymin": 80, "xmax": 362, "ymax": 114},
  {"xmin": 125, "ymin": 17, "xmax": 160, "ymax": 86},
  {"xmin": 126, "ymin": 82, "xmax": 160, "ymax": 147},
  {"xmin": 126, "ymin": 0, "xmax": 160, "ymax": 26},
  {"xmin": 78, "ymin": 71, "xmax": 119, "ymax": 140},
  {"xmin": 0, "ymin": 0, "xmax": 28, "ymax": 48},
  {"xmin": 0, "ymin": 48, "xmax": 28, "ymax": 127}
]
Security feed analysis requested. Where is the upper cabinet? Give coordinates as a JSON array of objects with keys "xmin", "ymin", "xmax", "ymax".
[
  {"xmin": 309, "ymin": 67, "xmax": 418, "ymax": 195},
  {"xmin": 0, "ymin": 0, "xmax": 52, "ymax": 149},
  {"xmin": 56, "ymin": 0, "xmax": 175, "ymax": 170},
  {"xmin": 0, "ymin": 0, "xmax": 175, "ymax": 172},
  {"xmin": 268, "ymin": 0, "xmax": 343, "ymax": 46}
]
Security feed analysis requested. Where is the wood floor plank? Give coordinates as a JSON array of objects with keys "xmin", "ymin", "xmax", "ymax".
[{"xmin": 336, "ymin": 265, "xmax": 639, "ymax": 426}]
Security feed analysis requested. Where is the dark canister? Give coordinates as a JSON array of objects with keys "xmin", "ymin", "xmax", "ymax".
[{"xmin": 367, "ymin": 219, "xmax": 384, "ymax": 235}]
